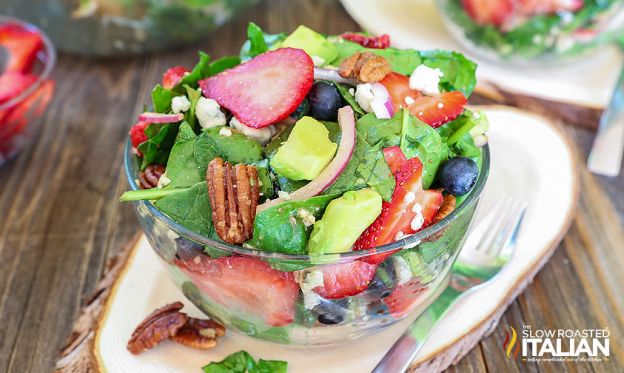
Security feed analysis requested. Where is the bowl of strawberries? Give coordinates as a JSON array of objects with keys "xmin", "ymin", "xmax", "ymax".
[{"xmin": 0, "ymin": 16, "xmax": 55, "ymax": 165}]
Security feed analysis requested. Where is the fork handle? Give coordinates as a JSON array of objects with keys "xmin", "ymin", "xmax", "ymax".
[{"xmin": 372, "ymin": 286, "xmax": 463, "ymax": 373}]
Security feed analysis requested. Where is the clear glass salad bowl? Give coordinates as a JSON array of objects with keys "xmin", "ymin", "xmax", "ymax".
[
  {"xmin": 435, "ymin": 0, "xmax": 624, "ymax": 66},
  {"xmin": 124, "ymin": 139, "xmax": 490, "ymax": 345}
]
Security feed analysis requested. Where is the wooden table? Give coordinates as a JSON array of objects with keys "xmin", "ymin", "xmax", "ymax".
[{"xmin": 0, "ymin": 1, "xmax": 622, "ymax": 372}]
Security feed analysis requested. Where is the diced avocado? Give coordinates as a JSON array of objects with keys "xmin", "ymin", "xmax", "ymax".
[
  {"xmin": 270, "ymin": 116, "xmax": 337, "ymax": 181},
  {"xmin": 282, "ymin": 25, "xmax": 338, "ymax": 66},
  {"xmin": 308, "ymin": 189, "xmax": 382, "ymax": 255}
]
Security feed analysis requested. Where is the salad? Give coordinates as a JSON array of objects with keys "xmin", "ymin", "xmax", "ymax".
[
  {"xmin": 438, "ymin": 0, "xmax": 624, "ymax": 63},
  {"xmin": 121, "ymin": 23, "xmax": 489, "ymax": 344}
]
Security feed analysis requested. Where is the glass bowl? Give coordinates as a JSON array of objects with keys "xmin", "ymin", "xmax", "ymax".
[
  {"xmin": 436, "ymin": 0, "xmax": 624, "ymax": 66},
  {"xmin": 2, "ymin": 0, "xmax": 257, "ymax": 56},
  {"xmin": 124, "ymin": 139, "xmax": 490, "ymax": 345},
  {"xmin": 0, "ymin": 16, "xmax": 56, "ymax": 165}
]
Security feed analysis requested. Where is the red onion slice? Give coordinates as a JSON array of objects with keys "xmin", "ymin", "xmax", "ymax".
[
  {"xmin": 314, "ymin": 67, "xmax": 358, "ymax": 85},
  {"xmin": 138, "ymin": 112, "xmax": 184, "ymax": 123},
  {"xmin": 256, "ymin": 106, "xmax": 356, "ymax": 214}
]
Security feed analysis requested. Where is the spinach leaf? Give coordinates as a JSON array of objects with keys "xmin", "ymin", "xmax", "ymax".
[
  {"xmin": 356, "ymin": 112, "xmax": 401, "ymax": 148},
  {"xmin": 437, "ymin": 112, "xmax": 481, "ymax": 160},
  {"xmin": 240, "ymin": 22, "xmax": 286, "ymax": 61},
  {"xmin": 202, "ymin": 351, "xmax": 288, "ymax": 373},
  {"xmin": 155, "ymin": 181, "xmax": 214, "ymax": 237},
  {"xmin": 324, "ymin": 132, "xmax": 395, "ymax": 201},
  {"xmin": 252, "ymin": 159, "xmax": 275, "ymax": 199},
  {"xmin": 248, "ymin": 194, "xmax": 337, "ymax": 255},
  {"xmin": 334, "ymin": 83, "xmax": 366, "ymax": 116},
  {"xmin": 173, "ymin": 52, "xmax": 211, "ymax": 93},
  {"xmin": 399, "ymin": 110, "xmax": 445, "ymax": 189},
  {"xmin": 137, "ymin": 122, "xmax": 179, "ymax": 170},
  {"xmin": 151, "ymin": 84, "xmax": 178, "ymax": 113},
  {"xmin": 419, "ymin": 50, "xmax": 477, "ymax": 97},
  {"xmin": 331, "ymin": 39, "xmax": 422, "ymax": 75},
  {"xmin": 208, "ymin": 55, "xmax": 240, "ymax": 75},
  {"xmin": 194, "ymin": 126, "xmax": 264, "ymax": 177},
  {"xmin": 119, "ymin": 187, "xmax": 186, "ymax": 202},
  {"xmin": 164, "ymin": 122, "xmax": 202, "ymax": 189},
  {"xmin": 183, "ymin": 85, "xmax": 201, "ymax": 130}
]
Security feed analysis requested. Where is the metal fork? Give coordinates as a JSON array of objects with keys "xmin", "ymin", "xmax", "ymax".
[{"xmin": 372, "ymin": 197, "xmax": 528, "ymax": 373}]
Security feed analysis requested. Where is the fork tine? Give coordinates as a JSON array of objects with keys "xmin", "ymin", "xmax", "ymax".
[
  {"xmin": 477, "ymin": 196, "xmax": 515, "ymax": 254},
  {"xmin": 496, "ymin": 201, "xmax": 528, "ymax": 260}
]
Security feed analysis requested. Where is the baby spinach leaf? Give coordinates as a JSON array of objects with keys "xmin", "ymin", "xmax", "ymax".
[
  {"xmin": 208, "ymin": 55, "xmax": 240, "ymax": 75},
  {"xmin": 331, "ymin": 39, "xmax": 422, "ymax": 75},
  {"xmin": 248, "ymin": 194, "xmax": 337, "ymax": 255},
  {"xmin": 202, "ymin": 351, "xmax": 288, "ymax": 373},
  {"xmin": 165, "ymin": 122, "xmax": 202, "ymax": 189},
  {"xmin": 399, "ymin": 110, "xmax": 444, "ymax": 189},
  {"xmin": 151, "ymin": 84, "xmax": 178, "ymax": 113},
  {"xmin": 155, "ymin": 181, "xmax": 214, "ymax": 237},
  {"xmin": 173, "ymin": 51, "xmax": 211, "ymax": 93},
  {"xmin": 324, "ymin": 132, "xmax": 395, "ymax": 201},
  {"xmin": 419, "ymin": 50, "xmax": 477, "ymax": 97},
  {"xmin": 194, "ymin": 126, "xmax": 264, "ymax": 177},
  {"xmin": 240, "ymin": 22, "xmax": 286, "ymax": 61},
  {"xmin": 437, "ymin": 113, "xmax": 481, "ymax": 160},
  {"xmin": 356, "ymin": 112, "xmax": 401, "ymax": 148},
  {"xmin": 334, "ymin": 83, "xmax": 366, "ymax": 116},
  {"xmin": 119, "ymin": 187, "xmax": 186, "ymax": 202},
  {"xmin": 137, "ymin": 122, "xmax": 179, "ymax": 170},
  {"xmin": 183, "ymin": 85, "xmax": 201, "ymax": 130},
  {"xmin": 252, "ymin": 159, "xmax": 275, "ymax": 199}
]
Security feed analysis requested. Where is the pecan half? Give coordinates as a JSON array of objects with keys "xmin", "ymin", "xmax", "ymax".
[
  {"xmin": 425, "ymin": 194, "xmax": 456, "ymax": 243},
  {"xmin": 171, "ymin": 317, "xmax": 225, "ymax": 349},
  {"xmin": 139, "ymin": 164, "xmax": 165, "ymax": 189},
  {"xmin": 207, "ymin": 158, "xmax": 259, "ymax": 244},
  {"xmin": 127, "ymin": 302, "xmax": 188, "ymax": 354},
  {"xmin": 339, "ymin": 52, "xmax": 391, "ymax": 83}
]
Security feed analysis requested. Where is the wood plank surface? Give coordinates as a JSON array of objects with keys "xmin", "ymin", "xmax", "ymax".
[{"xmin": 0, "ymin": 1, "xmax": 622, "ymax": 372}]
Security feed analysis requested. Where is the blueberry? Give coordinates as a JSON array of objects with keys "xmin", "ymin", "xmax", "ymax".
[
  {"xmin": 438, "ymin": 157, "xmax": 479, "ymax": 196},
  {"xmin": 313, "ymin": 299, "xmax": 347, "ymax": 325},
  {"xmin": 317, "ymin": 313, "xmax": 344, "ymax": 325},
  {"xmin": 291, "ymin": 98, "xmax": 310, "ymax": 119},
  {"xmin": 308, "ymin": 81, "xmax": 342, "ymax": 121}
]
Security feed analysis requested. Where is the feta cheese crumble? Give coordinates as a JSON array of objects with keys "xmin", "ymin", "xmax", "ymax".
[
  {"xmin": 393, "ymin": 256, "xmax": 412, "ymax": 286},
  {"xmin": 311, "ymin": 55, "xmax": 326, "ymax": 67},
  {"xmin": 355, "ymin": 83, "xmax": 391, "ymax": 119},
  {"xmin": 409, "ymin": 64, "xmax": 443, "ymax": 95},
  {"xmin": 404, "ymin": 96, "xmax": 415, "ymax": 106},
  {"xmin": 295, "ymin": 270, "xmax": 325, "ymax": 309},
  {"xmin": 196, "ymin": 97, "xmax": 226, "ymax": 129},
  {"xmin": 277, "ymin": 191, "xmax": 291, "ymax": 200},
  {"xmin": 157, "ymin": 173, "xmax": 171, "ymax": 189},
  {"xmin": 171, "ymin": 95, "xmax": 191, "ymax": 114},
  {"xmin": 219, "ymin": 127, "xmax": 232, "ymax": 137},
  {"xmin": 229, "ymin": 116, "xmax": 275, "ymax": 144},
  {"xmin": 297, "ymin": 208, "xmax": 316, "ymax": 227},
  {"xmin": 410, "ymin": 203, "xmax": 424, "ymax": 231}
]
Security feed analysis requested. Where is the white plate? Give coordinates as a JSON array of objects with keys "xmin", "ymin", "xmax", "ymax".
[
  {"xmin": 341, "ymin": 0, "xmax": 621, "ymax": 108},
  {"xmin": 96, "ymin": 107, "xmax": 578, "ymax": 372}
]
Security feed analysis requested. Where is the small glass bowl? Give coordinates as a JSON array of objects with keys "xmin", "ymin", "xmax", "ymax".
[
  {"xmin": 124, "ymin": 139, "xmax": 490, "ymax": 345},
  {"xmin": 436, "ymin": 0, "xmax": 624, "ymax": 66},
  {"xmin": 0, "ymin": 16, "xmax": 56, "ymax": 165}
]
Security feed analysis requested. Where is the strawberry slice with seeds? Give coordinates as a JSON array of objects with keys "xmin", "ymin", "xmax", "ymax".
[
  {"xmin": 175, "ymin": 256, "xmax": 299, "ymax": 327},
  {"xmin": 312, "ymin": 261, "xmax": 377, "ymax": 299},
  {"xmin": 0, "ymin": 72, "xmax": 38, "ymax": 104},
  {"xmin": 162, "ymin": 66, "xmax": 189, "ymax": 89},
  {"xmin": 354, "ymin": 156, "xmax": 443, "ymax": 264},
  {"xmin": 199, "ymin": 48, "xmax": 314, "ymax": 128},
  {"xmin": 408, "ymin": 91, "xmax": 467, "ymax": 128},
  {"xmin": 0, "ymin": 23, "xmax": 43, "ymax": 73},
  {"xmin": 385, "ymin": 278, "xmax": 428, "ymax": 317},
  {"xmin": 382, "ymin": 146, "xmax": 407, "ymax": 174},
  {"xmin": 380, "ymin": 72, "xmax": 422, "ymax": 113},
  {"xmin": 461, "ymin": 0, "xmax": 514, "ymax": 27},
  {"xmin": 0, "ymin": 79, "xmax": 53, "ymax": 140},
  {"xmin": 129, "ymin": 121, "xmax": 150, "ymax": 154},
  {"xmin": 341, "ymin": 33, "xmax": 391, "ymax": 49}
]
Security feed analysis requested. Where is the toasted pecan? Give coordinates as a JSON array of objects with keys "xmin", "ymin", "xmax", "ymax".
[
  {"xmin": 207, "ymin": 158, "xmax": 259, "ymax": 244},
  {"xmin": 171, "ymin": 318, "xmax": 225, "ymax": 350},
  {"xmin": 127, "ymin": 302, "xmax": 187, "ymax": 354},
  {"xmin": 339, "ymin": 52, "xmax": 391, "ymax": 83},
  {"xmin": 425, "ymin": 194, "xmax": 456, "ymax": 243},
  {"xmin": 139, "ymin": 164, "xmax": 165, "ymax": 189}
]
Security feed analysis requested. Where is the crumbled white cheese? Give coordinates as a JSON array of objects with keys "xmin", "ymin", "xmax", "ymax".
[
  {"xmin": 196, "ymin": 97, "xmax": 226, "ymax": 129},
  {"xmin": 354, "ymin": 83, "xmax": 391, "ymax": 118},
  {"xmin": 393, "ymin": 256, "xmax": 412, "ymax": 286},
  {"xmin": 171, "ymin": 95, "xmax": 191, "ymax": 114},
  {"xmin": 473, "ymin": 134, "xmax": 488, "ymax": 147},
  {"xmin": 229, "ymin": 116, "xmax": 275, "ymax": 144},
  {"xmin": 303, "ymin": 291, "xmax": 323, "ymax": 310},
  {"xmin": 404, "ymin": 96, "xmax": 415, "ymax": 106},
  {"xmin": 348, "ymin": 88, "xmax": 355, "ymax": 96},
  {"xmin": 394, "ymin": 231, "xmax": 407, "ymax": 241},
  {"xmin": 297, "ymin": 208, "xmax": 316, "ymax": 227},
  {"xmin": 295, "ymin": 270, "xmax": 325, "ymax": 309},
  {"xmin": 311, "ymin": 55, "xmax": 326, "ymax": 67},
  {"xmin": 410, "ymin": 203, "xmax": 424, "ymax": 231},
  {"xmin": 277, "ymin": 191, "xmax": 291, "ymax": 200},
  {"xmin": 219, "ymin": 127, "xmax": 232, "ymax": 137},
  {"xmin": 409, "ymin": 64, "xmax": 443, "ymax": 95},
  {"xmin": 404, "ymin": 192, "xmax": 416, "ymax": 203},
  {"xmin": 157, "ymin": 173, "xmax": 171, "ymax": 189},
  {"xmin": 166, "ymin": 230, "xmax": 179, "ymax": 240}
]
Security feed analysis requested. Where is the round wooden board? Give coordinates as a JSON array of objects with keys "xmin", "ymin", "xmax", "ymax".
[{"xmin": 55, "ymin": 106, "xmax": 579, "ymax": 373}]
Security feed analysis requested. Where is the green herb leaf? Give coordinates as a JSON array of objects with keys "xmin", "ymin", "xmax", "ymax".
[
  {"xmin": 356, "ymin": 112, "xmax": 402, "ymax": 148},
  {"xmin": 334, "ymin": 83, "xmax": 366, "ymax": 116},
  {"xmin": 419, "ymin": 50, "xmax": 477, "ymax": 97},
  {"xmin": 119, "ymin": 187, "xmax": 187, "ymax": 202},
  {"xmin": 240, "ymin": 22, "xmax": 286, "ymax": 61},
  {"xmin": 164, "ymin": 122, "xmax": 202, "ymax": 189},
  {"xmin": 252, "ymin": 159, "xmax": 276, "ymax": 199},
  {"xmin": 202, "ymin": 350, "xmax": 288, "ymax": 373},
  {"xmin": 173, "ymin": 51, "xmax": 211, "ymax": 93},
  {"xmin": 155, "ymin": 181, "xmax": 214, "ymax": 237},
  {"xmin": 137, "ymin": 122, "xmax": 179, "ymax": 170},
  {"xmin": 194, "ymin": 126, "xmax": 264, "ymax": 177},
  {"xmin": 151, "ymin": 84, "xmax": 178, "ymax": 113},
  {"xmin": 208, "ymin": 55, "xmax": 241, "ymax": 75},
  {"xmin": 183, "ymin": 85, "xmax": 201, "ymax": 130}
]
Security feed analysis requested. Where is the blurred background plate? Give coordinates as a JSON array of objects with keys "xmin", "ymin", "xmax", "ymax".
[{"xmin": 341, "ymin": 0, "xmax": 622, "ymax": 110}]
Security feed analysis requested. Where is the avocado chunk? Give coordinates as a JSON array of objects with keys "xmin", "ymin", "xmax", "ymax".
[
  {"xmin": 282, "ymin": 25, "xmax": 338, "ymax": 66},
  {"xmin": 308, "ymin": 189, "xmax": 382, "ymax": 255},
  {"xmin": 270, "ymin": 116, "xmax": 337, "ymax": 181}
]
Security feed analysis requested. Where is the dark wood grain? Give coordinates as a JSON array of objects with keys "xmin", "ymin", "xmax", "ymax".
[{"xmin": 0, "ymin": 1, "xmax": 622, "ymax": 372}]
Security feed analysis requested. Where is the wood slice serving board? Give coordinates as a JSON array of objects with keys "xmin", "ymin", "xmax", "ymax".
[
  {"xmin": 56, "ymin": 107, "xmax": 578, "ymax": 373},
  {"xmin": 341, "ymin": 0, "xmax": 622, "ymax": 130}
]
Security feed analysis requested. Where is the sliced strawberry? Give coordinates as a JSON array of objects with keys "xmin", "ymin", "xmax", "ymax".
[
  {"xmin": 312, "ymin": 261, "xmax": 377, "ymax": 299},
  {"xmin": 382, "ymin": 146, "xmax": 407, "ymax": 174},
  {"xmin": 408, "ymin": 91, "xmax": 467, "ymax": 128},
  {"xmin": 380, "ymin": 72, "xmax": 422, "ymax": 113},
  {"xmin": 175, "ymin": 256, "xmax": 299, "ymax": 327},
  {"xmin": 385, "ymin": 278, "xmax": 428, "ymax": 317},
  {"xmin": 341, "ymin": 33, "xmax": 391, "ymax": 49},
  {"xmin": 0, "ymin": 72, "xmax": 37, "ymax": 104},
  {"xmin": 129, "ymin": 121, "xmax": 149, "ymax": 152},
  {"xmin": 354, "ymin": 157, "xmax": 443, "ymax": 264},
  {"xmin": 162, "ymin": 66, "xmax": 189, "ymax": 89},
  {"xmin": 0, "ymin": 79, "xmax": 53, "ymax": 141},
  {"xmin": 461, "ymin": 0, "xmax": 514, "ymax": 27},
  {"xmin": 518, "ymin": 0, "xmax": 583, "ymax": 15},
  {"xmin": 199, "ymin": 48, "xmax": 314, "ymax": 128},
  {"xmin": 0, "ymin": 23, "xmax": 43, "ymax": 73}
]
